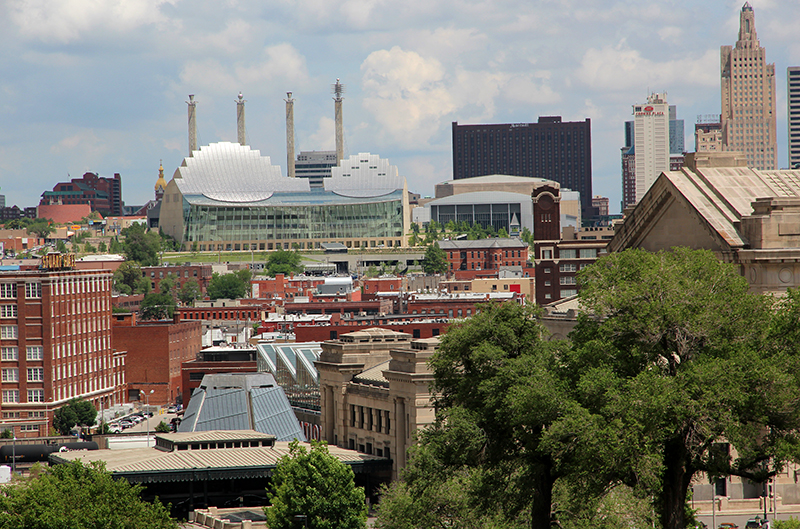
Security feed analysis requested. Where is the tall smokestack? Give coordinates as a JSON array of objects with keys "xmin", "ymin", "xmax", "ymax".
[
  {"xmin": 236, "ymin": 92, "xmax": 246, "ymax": 146},
  {"xmin": 333, "ymin": 79, "xmax": 345, "ymax": 164},
  {"xmin": 285, "ymin": 92, "xmax": 295, "ymax": 178},
  {"xmin": 187, "ymin": 94, "xmax": 197, "ymax": 156}
]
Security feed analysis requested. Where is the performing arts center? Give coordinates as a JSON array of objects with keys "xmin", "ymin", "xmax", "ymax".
[{"xmin": 159, "ymin": 142, "xmax": 410, "ymax": 252}]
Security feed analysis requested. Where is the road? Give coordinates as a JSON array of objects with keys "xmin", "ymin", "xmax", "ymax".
[{"xmin": 696, "ymin": 512, "xmax": 799, "ymax": 528}]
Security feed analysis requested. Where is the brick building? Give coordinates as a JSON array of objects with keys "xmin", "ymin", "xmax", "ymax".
[
  {"xmin": 0, "ymin": 266, "xmax": 121, "ymax": 438},
  {"xmin": 438, "ymin": 238, "xmax": 532, "ymax": 280},
  {"xmin": 112, "ymin": 313, "xmax": 202, "ymax": 407},
  {"xmin": 406, "ymin": 291, "xmax": 521, "ymax": 319},
  {"xmin": 532, "ymin": 185, "xmax": 607, "ymax": 305},
  {"xmin": 296, "ymin": 316, "xmax": 450, "ymax": 342},
  {"xmin": 40, "ymin": 172, "xmax": 123, "ymax": 217},
  {"xmin": 141, "ymin": 264, "xmax": 213, "ymax": 296}
]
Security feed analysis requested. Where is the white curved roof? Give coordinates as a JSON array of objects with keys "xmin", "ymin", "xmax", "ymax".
[
  {"xmin": 174, "ymin": 142, "xmax": 308, "ymax": 202},
  {"xmin": 327, "ymin": 152, "xmax": 404, "ymax": 197}
]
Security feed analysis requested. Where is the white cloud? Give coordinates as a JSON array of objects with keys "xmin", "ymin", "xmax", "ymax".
[
  {"xmin": 303, "ymin": 117, "xmax": 336, "ymax": 151},
  {"xmin": 577, "ymin": 41, "xmax": 718, "ymax": 91},
  {"xmin": 8, "ymin": 0, "xmax": 173, "ymax": 43}
]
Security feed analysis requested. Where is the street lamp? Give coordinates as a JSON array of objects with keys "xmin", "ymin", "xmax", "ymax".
[{"xmin": 145, "ymin": 390, "xmax": 154, "ymax": 448}]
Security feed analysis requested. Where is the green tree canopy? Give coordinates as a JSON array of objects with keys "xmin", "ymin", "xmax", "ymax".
[
  {"xmin": 421, "ymin": 242, "xmax": 448, "ymax": 275},
  {"xmin": 569, "ymin": 248, "xmax": 800, "ymax": 529},
  {"xmin": 266, "ymin": 249, "xmax": 303, "ymax": 276},
  {"xmin": 140, "ymin": 292, "xmax": 176, "ymax": 320},
  {"xmin": 53, "ymin": 398, "xmax": 97, "ymax": 436},
  {"xmin": 265, "ymin": 440, "xmax": 367, "ymax": 529},
  {"xmin": 121, "ymin": 224, "xmax": 161, "ymax": 266},
  {"xmin": 0, "ymin": 461, "xmax": 178, "ymax": 529},
  {"xmin": 27, "ymin": 220, "xmax": 54, "ymax": 239},
  {"xmin": 207, "ymin": 272, "xmax": 247, "ymax": 300},
  {"xmin": 113, "ymin": 261, "xmax": 150, "ymax": 295},
  {"xmin": 178, "ymin": 279, "xmax": 201, "ymax": 306}
]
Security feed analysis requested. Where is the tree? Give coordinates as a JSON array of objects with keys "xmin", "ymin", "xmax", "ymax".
[
  {"xmin": 265, "ymin": 440, "xmax": 367, "ymax": 529},
  {"xmin": 155, "ymin": 421, "xmax": 171, "ymax": 433},
  {"xmin": 109, "ymin": 237, "xmax": 123, "ymax": 254},
  {"xmin": 421, "ymin": 242, "xmax": 447, "ymax": 275},
  {"xmin": 207, "ymin": 272, "xmax": 247, "ymax": 300},
  {"xmin": 98, "ymin": 241, "xmax": 107, "ymax": 253},
  {"xmin": 140, "ymin": 292, "xmax": 176, "ymax": 320},
  {"xmin": 27, "ymin": 221, "xmax": 54, "ymax": 239},
  {"xmin": 83, "ymin": 242, "xmax": 96, "ymax": 253},
  {"xmin": 122, "ymin": 224, "xmax": 160, "ymax": 266},
  {"xmin": 266, "ymin": 249, "xmax": 303, "ymax": 276},
  {"xmin": 178, "ymin": 280, "xmax": 201, "ymax": 306},
  {"xmin": 113, "ymin": 261, "xmax": 144, "ymax": 295},
  {"xmin": 569, "ymin": 248, "xmax": 800, "ymax": 529},
  {"xmin": 53, "ymin": 398, "xmax": 97, "ymax": 436},
  {"xmin": 56, "ymin": 240, "xmax": 67, "ymax": 253},
  {"xmin": 0, "ymin": 460, "xmax": 178, "ymax": 529},
  {"xmin": 428, "ymin": 302, "xmax": 581, "ymax": 528}
]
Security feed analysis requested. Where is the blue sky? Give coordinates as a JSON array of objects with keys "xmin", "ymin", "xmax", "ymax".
[{"xmin": 2, "ymin": 0, "xmax": 799, "ymax": 214}]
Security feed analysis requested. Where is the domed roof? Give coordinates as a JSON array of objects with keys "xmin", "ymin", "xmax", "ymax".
[{"xmin": 155, "ymin": 161, "xmax": 168, "ymax": 192}]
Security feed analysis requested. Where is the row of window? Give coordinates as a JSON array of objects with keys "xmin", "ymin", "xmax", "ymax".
[
  {"xmin": 350, "ymin": 405, "xmax": 391, "ymax": 435},
  {"xmin": 2, "ymin": 368, "xmax": 44, "ymax": 382},
  {"xmin": 2, "ymin": 346, "xmax": 43, "ymax": 361},
  {"xmin": 2, "ymin": 389, "xmax": 44, "ymax": 403}
]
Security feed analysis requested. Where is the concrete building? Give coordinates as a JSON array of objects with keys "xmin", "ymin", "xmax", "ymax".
[
  {"xmin": 112, "ymin": 313, "xmax": 202, "ymax": 407},
  {"xmin": 789, "ymin": 67, "xmax": 800, "ymax": 169},
  {"xmin": 609, "ymin": 151, "xmax": 800, "ymax": 295},
  {"xmin": 295, "ymin": 151, "xmax": 338, "ymax": 189},
  {"xmin": 452, "ymin": 118, "xmax": 593, "ymax": 215},
  {"xmin": 316, "ymin": 328, "xmax": 437, "ymax": 479},
  {"xmin": 696, "ymin": 116, "xmax": 723, "ymax": 153},
  {"xmin": 39, "ymin": 172, "xmax": 123, "ymax": 217},
  {"xmin": 0, "ymin": 266, "xmax": 120, "ymax": 438},
  {"xmin": 721, "ymin": 2, "xmax": 777, "ymax": 170}
]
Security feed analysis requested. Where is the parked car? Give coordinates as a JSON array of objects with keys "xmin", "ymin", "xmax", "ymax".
[
  {"xmin": 719, "ymin": 523, "xmax": 739, "ymax": 529},
  {"xmin": 167, "ymin": 406, "xmax": 177, "ymax": 413},
  {"xmin": 745, "ymin": 518, "xmax": 766, "ymax": 529}
]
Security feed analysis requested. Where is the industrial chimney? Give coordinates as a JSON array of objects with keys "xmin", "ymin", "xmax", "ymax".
[
  {"xmin": 236, "ymin": 92, "xmax": 246, "ymax": 146},
  {"xmin": 187, "ymin": 94, "xmax": 197, "ymax": 156},
  {"xmin": 333, "ymin": 79, "xmax": 345, "ymax": 164},
  {"xmin": 285, "ymin": 92, "xmax": 295, "ymax": 178}
]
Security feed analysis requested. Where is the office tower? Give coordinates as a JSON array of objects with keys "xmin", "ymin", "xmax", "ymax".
[
  {"xmin": 789, "ymin": 67, "xmax": 800, "ymax": 168},
  {"xmin": 696, "ymin": 115, "xmax": 723, "ymax": 152},
  {"xmin": 295, "ymin": 151, "xmax": 337, "ymax": 189},
  {"xmin": 452, "ymin": 117, "xmax": 592, "ymax": 215},
  {"xmin": 721, "ymin": 2, "xmax": 777, "ymax": 170},
  {"xmin": 622, "ymin": 94, "xmax": 685, "ymax": 207},
  {"xmin": 39, "ymin": 172, "xmax": 123, "ymax": 217}
]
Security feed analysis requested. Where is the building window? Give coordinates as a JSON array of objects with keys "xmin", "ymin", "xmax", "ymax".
[
  {"xmin": 25, "ymin": 283, "xmax": 42, "ymax": 299},
  {"xmin": 560, "ymin": 276, "xmax": 576, "ymax": 285},
  {"xmin": 20, "ymin": 424, "xmax": 38, "ymax": 432},
  {"xmin": 559, "ymin": 263, "xmax": 577, "ymax": 273},
  {"xmin": 541, "ymin": 249, "xmax": 553, "ymax": 259},
  {"xmin": 543, "ymin": 268, "xmax": 551, "ymax": 274},
  {"xmin": 26, "ymin": 346, "xmax": 44, "ymax": 361},
  {"xmin": 2, "ymin": 390, "xmax": 19, "ymax": 403},
  {"xmin": 0, "ymin": 305, "xmax": 17, "ymax": 318},
  {"xmin": 28, "ymin": 389, "xmax": 44, "ymax": 403},
  {"xmin": 1, "ymin": 347, "xmax": 18, "ymax": 361},
  {"xmin": 560, "ymin": 289, "xmax": 578, "ymax": 298},
  {"xmin": 1, "ymin": 368, "xmax": 18, "ymax": 382},
  {"xmin": 27, "ymin": 368, "xmax": 44, "ymax": 382},
  {"xmin": 579, "ymin": 248, "xmax": 597, "ymax": 259},
  {"xmin": 560, "ymin": 249, "xmax": 576, "ymax": 259},
  {"xmin": 0, "ymin": 284, "xmax": 15, "ymax": 299},
  {"xmin": 1, "ymin": 326, "xmax": 17, "ymax": 339}
]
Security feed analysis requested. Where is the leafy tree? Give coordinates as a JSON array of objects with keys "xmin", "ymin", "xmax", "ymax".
[
  {"xmin": 266, "ymin": 249, "xmax": 303, "ymax": 276},
  {"xmin": 109, "ymin": 237, "xmax": 123, "ymax": 254},
  {"xmin": 570, "ymin": 248, "xmax": 800, "ymax": 529},
  {"xmin": 265, "ymin": 440, "xmax": 367, "ymax": 529},
  {"xmin": 83, "ymin": 242, "xmax": 96, "ymax": 253},
  {"xmin": 207, "ymin": 272, "xmax": 247, "ymax": 300},
  {"xmin": 497, "ymin": 227, "xmax": 508, "ymax": 238},
  {"xmin": 113, "ymin": 261, "xmax": 144, "ymax": 295},
  {"xmin": 53, "ymin": 398, "xmax": 97, "ymax": 436},
  {"xmin": 0, "ymin": 429, "xmax": 12, "ymax": 439},
  {"xmin": 98, "ymin": 241, "xmax": 107, "ymax": 252},
  {"xmin": 0, "ymin": 460, "xmax": 178, "ymax": 529},
  {"xmin": 421, "ymin": 242, "xmax": 447, "ymax": 275},
  {"xmin": 158, "ymin": 274, "xmax": 178, "ymax": 296},
  {"xmin": 428, "ymin": 302, "xmax": 580, "ymax": 528},
  {"xmin": 96, "ymin": 422, "xmax": 111, "ymax": 435},
  {"xmin": 56, "ymin": 240, "xmax": 68, "ymax": 253},
  {"xmin": 776, "ymin": 518, "xmax": 800, "ymax": 529},
  {"xmin": 178, "ymin": 280, "xmax": 201, "ymax": 306},
  {"xmin": 155, "ymin": 421, "xmax": 171, "ymax": 433},
  {"xmin": 27, "ymin": 221, "xmax": 54, "ymax": 239},
  {"xmin": 140, "ymin": 292, "xmax": 176, "ymax": 320},
  {"xmin": 122, "ymin": 224, "xmax": 160, "ymax": 266}
]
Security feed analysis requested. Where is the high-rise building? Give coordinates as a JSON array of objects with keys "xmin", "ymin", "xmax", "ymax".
[
  {"xmin": 721, "ymin": 2, "xmax": 777, "ymax": 170},
  {"xmin": 295, "ymin": 151, "xmax": 338, "ymax": 189},
  {"xmin": 621, "ymin": 95, "xmax": 684, "ymax": 208},
  {"xmin": 695, "ymin": 115, "xmax": 723, "ymax": 153},
  {"xmin": 40, "ymin": 172, "xmax": 123, "ymax": 216},
  {"xmin": 788, "ymin": 67, "xmax": 800, "ymax": 169},
  {"xmin": 0, "ymin": 264, "xmax": 122, "ymax": 438},
  {"xmin": 451, "ymin": 117, "xmax": 593, "ymax": 215}
]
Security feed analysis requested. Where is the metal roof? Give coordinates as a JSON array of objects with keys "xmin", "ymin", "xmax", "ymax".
[{"xmin": 438, "ymin": 238, "xmax": 528, "ymax": 250}]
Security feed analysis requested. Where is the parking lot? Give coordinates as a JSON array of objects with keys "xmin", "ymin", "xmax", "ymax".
[{"xmin": 107, "ymin": 410, "xmax": 180, "ymax": 434}]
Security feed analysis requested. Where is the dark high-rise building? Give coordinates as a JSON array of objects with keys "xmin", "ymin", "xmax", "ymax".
[
  {"xmin": 40, "ymin": 172, "xmax": 123, "ymax": 216},
  {"xmin": 452, "ymin": 117, "xmax": 592, "ymax": 214},
  {"xmin": 789, "ymin": 67, "xmax": 800, "ymax": 169}
]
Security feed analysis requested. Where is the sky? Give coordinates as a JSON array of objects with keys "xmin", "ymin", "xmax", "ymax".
[{"xmin": 2, "ymin": 0, "xmax": 800, "ymax": 215}]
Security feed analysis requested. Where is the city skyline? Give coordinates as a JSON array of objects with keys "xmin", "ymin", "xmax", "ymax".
[{"xmin": 2, "ymin": 1, "xmax": 800, "ymax": 214}]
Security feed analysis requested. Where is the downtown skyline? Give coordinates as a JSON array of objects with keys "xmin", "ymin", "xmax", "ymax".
[{"xmin": 2, "ymin": 0, "xmax": 800, "ymax": 213}]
